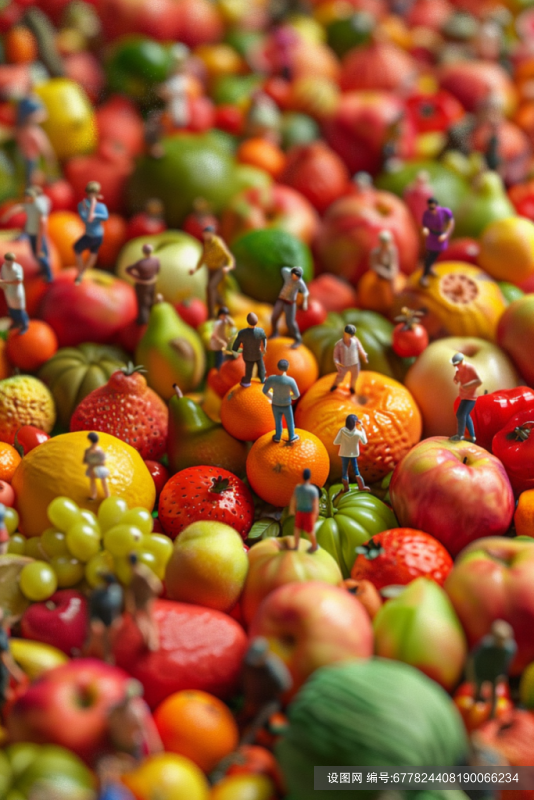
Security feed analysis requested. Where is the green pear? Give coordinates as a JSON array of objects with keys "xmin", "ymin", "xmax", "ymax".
[
  {"xmin": 135, "ymin": 298, "xmax": 206, "ymax": 399},
  {"xmin": 167, "ymin": 386, "xmax": 247, "ymax": 476},
  {"xmin": 165, "ymin": 520, "xmax": 249, "ymax": 612},
  {"xmin": 454, "ymin": 170, "xmax": 515, "ymax": 239}
]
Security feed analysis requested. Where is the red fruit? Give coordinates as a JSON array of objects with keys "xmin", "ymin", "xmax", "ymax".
[
  {"xmin": 279, "ymin": 142, "xmax": 350, "ymax": 214},
  {"xmin": 69, "ymin": 366, "xmax": 168, "ymax": 460},
  {"xmin": 438, "ymin": 237, "xmax": 480, "ymax": 264},
  {"xmin": 295, "ymin": 298, "xmax": 327, "ymax": 333},
  {"xmin": 175, "ymin": 297, "xmax": 208, "ymax": 329},
  {"xmin": 114, "ymin": 320, "xmax": 148, "ymax": 353},
  {"xmin": 145, "ymin": 460, "xmax": 170, "ymax": 499},
  {"xmin": 476, "ymin": 708, "xmax": 534, "ymax": 767},
  {"xmin": 42, "ymin": 179, "xmax": 76, "ymax": 212},
  {"xmin": 14, "ymin": 426, "xmax": 50, "ymax": 457},
  {"xmin": 308, "ymin": 273, "xmax": 358, "ymax": 313},
  {"xmin": 392, "ymin": 321, "xmax": 429, "ymax": 358},
  {"xmin": 20, "ymin": 589, "xmax": 88, "ymax": 656},
  {"xmin": 214, "ymin": 104, "xmax": 244, "ymax": 136},
  {"xmin": 350, "ymin": 528, "xmax": 454, "ymax": 589},
  {"xmin": 158, "ymin": 466, "xmax": 254, "ymax": 540},
  {"xmin": 125, "ymin": 209, "xmax": 166, "ymax": 241},
  {"xmin": 453, "ymin": 681, "xmax": 512, "ymax": 733}
]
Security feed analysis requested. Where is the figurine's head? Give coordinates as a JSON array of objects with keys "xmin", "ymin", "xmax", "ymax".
[
  {"xmin": 217, "ymin": 306, "xmax": 229, "ymax": 319},
  {"xmin": 427, "ymin": 197, "xmax": 438, "ymax": 212},
  {"xmin": 247, "ymin": 636, "xmax": 269, "ymax": 665},
  {"xmin": 246, "ymin": 312, "xmax": 258, "ymax": 327},
  {"xmin": 3, "ymin": 253, "xmax": 15, "ymax": 264},
  {"xmin": 85, "ymin": 181, "xmax": 102, "ymax": 198},
  {"xmin": 302, "ymin": 468, "xmax": 311, "ymax": 482},
  {"xmin": 142, "ymin": 244, "xmax": 154, "ymax": 257},
  {"xmin": 24, "ymin": 187, "xmax": 38, "ymax": 203},
  {"xmin": 491, "ymin": 619, "xmax": 514, "ymax": 645},
  {"xmin": 378, "ymin": 230, "xmax": 392, "ymax": 245},
  {"xmin": 344, "ymin": 324, "xmax": 356, "ymax": 338},
  {"xmin": 17, "ymin": 96, "xmax": 46, "ymax": 126},
  {"xmin": 101, "ymin": 573, "xmax": 117, "ymax": 585},
  {"xmin": 203, "ymin": 226, "xmax": 216, "ymax": 241},
  {"xmin": 277, "ymin": 358, "xmax": 289, "ymax": 374},
  {"xmin": 290, "ymin": 267, "xmax": 302, "ymax": 282},
  {"xmin": 87, "ymin": 431, "xmax": 99, "ymax": 445},
  {"xmin": 345, "ymin": 414, "xmax": 358, "ymax": 430},
  {"xmin": 451, "ymin": 352, "xmax": 464, "ymax": 367}
]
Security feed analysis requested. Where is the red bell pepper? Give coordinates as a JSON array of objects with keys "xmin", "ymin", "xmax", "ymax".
[
  {"xmin": 404, "ymin": 90, "xmax": 464, "ymax": 134},
  {"xmin": 492, "ymin": 408, "xmax": 534, "ymax": 497},
  {"xmin": 453, "ymin": 387, "xmax": 534, "ymax": 452}
]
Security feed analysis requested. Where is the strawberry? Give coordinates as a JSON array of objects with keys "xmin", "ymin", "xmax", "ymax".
[
  {"xmin": 350, "ymin": 528, "xmax": 453, "ymax": 590},
  {"xmin": 69, "ymin": 364, "xmax": 168, "ymax": 460},
  {"xmin": 158, "ymin": 465, "xmax": 254, "ymax": 540}
]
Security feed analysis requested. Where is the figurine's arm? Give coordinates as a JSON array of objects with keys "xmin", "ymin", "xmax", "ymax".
[
  {"xmin": 231, "ymin": 333, "xmax": 242, "ymax": 353},
  {"xmin": 36, "ymin": 211, "xmax": 47, "ymax": 256},
  {"xmin": 333, "ymin": 342, "xmax": 342, "ymax": 368},
  {"xmin": 333, "ymin": 429, "xmax": 343, "ymax": 446},
  {"xmin": 312, "ymin": 491, "xmax": 320, "ymax": 518},
  {"xmin": 220, "ymin": 239, "xmax": 235, "ymax": 273},
  {"xmin": 0, "ymin": 204, "xmax": 23, "ymax": 224},
  {"xmin": 439, "ymin": 214, "xmax": 455, "ymax": 242},
  {"xmin": 93, "ymin": 203, "xmax": 109, "ymax": 222},
  {"xmin": 288, "ymin": 492, "xmax": 296, "ymax": 516},
  {"xmin": 1, "ymin": 650, "xmax": 25, "ymax": 684},
  {"xmin": 359, "ymin": 425, "xmax": 368, "ymax": 446},
  {"xmin": 357, "ymin": 338, "xmax": 368, "ymax": 364},
  {"xmin": 262, "ymin": 379, "xmax": 272, "ymax": 398},
  {"xmin": 189, "ymin": 248, "xmax": 205, "ymax": 275},
  {"xmin": 299, "ymin": 280, "xmax": 309, "ymax": 311},
  {"xmin": 290, "ymin": 379, "xmax": 300, "ymax": 401}
]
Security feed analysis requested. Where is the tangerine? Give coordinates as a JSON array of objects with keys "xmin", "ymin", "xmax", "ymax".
[
  {"xmin": 153, "ymin": 690, "xmax": 239, "ymax": 774},
  {"xmin": 514, "ymin": 490, "xmax": 534, "ymax": 537},
  {"xmin": 263, "ymin": 337, "xmax": 319, "ymax": 396},
  {"xmin": 47, "ymin": 210, "xmax": 85, "ymax": 267},
  {"xmin": 6, "ymin": 321, "xmax": 58, "ymax": 372},
  {"xmin": 4, "ymin": 26, "xmax": 38, "ymax": 64},
  {"xmin": 220, "ymin": 381, "xmax": 274, "ymax": 441},
  {"xmin": 0, "ymin": 442, "xmax": 21, "ymax": 483},
  {"xmin": 295, "ymin": 371, "xmax": 422, "ymax": 482},
  {"xmin": 236, "ymin": 137, "xmax": 287, "ymax": 179},
  {"xmin": 246, "ymin": 429, "xmax": 329, "ymax": 507}
]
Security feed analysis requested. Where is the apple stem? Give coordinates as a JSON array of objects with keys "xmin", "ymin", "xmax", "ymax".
[
  {"xmin": 172, "ymin": 384, "xmax": 183, "ymax": 399},
  {"xmin": 463, "ymin": 457, "xmax": 468, "ymax": 464}
]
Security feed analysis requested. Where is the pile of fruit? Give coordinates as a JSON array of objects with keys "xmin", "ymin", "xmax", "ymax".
[{"xmin": 3, "ymin": 0, "xmax": 534, "ymax": 797}]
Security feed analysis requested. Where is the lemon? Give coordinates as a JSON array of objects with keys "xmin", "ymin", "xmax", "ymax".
[
  {"xmin": 11, "ymin": 432, "xmax": 155, "ymax": 537},
  {"xmin": 0, "ymin": 376, "xmax": 56, "ymax": 444},
  {"xmin": 122, "ymin": 753, "xmax": 210, "ymax": 800},
  {"xmin": 10, "ymin": 639, "xmax": 68, "ymax": 680}
]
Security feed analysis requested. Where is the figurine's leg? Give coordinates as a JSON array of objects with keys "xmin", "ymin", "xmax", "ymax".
[
  {"xmin": 284, "ymin": 303, "xmax": 301, "ymax": 345},
  {"xmin": 135, "ymin": 285, "xmax": 150, "ymax": 325},
  {"xmin": 37, "ymin": 237, "xmax": 53, "ymax": 283},
  {"xmin": 465, "ymin": 403, "xmax": 476, "ymax": 442},
  {"xmin": 341, "ymin": 457, "xmax": 350, "ymax": 493},
  {"xmin": 272, "ymin": 406, "xmax": 283, "ymax": 443},
  {"xmin": 85, "ymin": 252, "xmax": 99, "ymax": 272},
  {"xmin": 270, "ymin": 300, "xmax": 284, "ymax": 337},
  {"xmin": 239, "ymin": 701, "xmax": 282, "ymax": 747},
  {"xmin": 0, "ymin": 542, "xmax": 7, "ymax": 556},
  {"xmin": 207, "ymin": 270, "xmax": 223, "ymax": 319},
  {"xmin": 420, "ymin": 251, "xmax": 439, "ymax": 286},
  {"xmin": 240, "ymin": 360, "xmax": 254, "ymax": 387},
  {"xmin": 348, "ymin": 365, "xmax": 359, "ymax": 394},
  {"xmin": 453, "ymin": 400, "xmax": 469, "ymax": 440},
  {"xmin": 293, "ymin": 524, "xmax": 301, "ymax": 550},
  {"xmin": 19, "ymin": 310, "xmax": 29, "ymax": 335},
  {"xmin": 256, "ymin": 357, "xmax": 266, "ymax": 384},
  {"xmin": 88, "ymin": 476, "xmax": 98, "ymax": 501},
  {"xmin": 214, "ymin": 349, "xmax": 224, "ymax": 370},
  {"xmin": 330, "ymin": 366, "xmax": 347, "ymax": 391},
  {"xmin": 102, "ymin": 627, "xmax": 115, "ymax": 665},
  {"xmin": 284, "ymin": 406, "xmax": 298, "ymax": 443},
  {"xmin": 100, "ymin": 477, "xmax": 110, "ymax": 499}
]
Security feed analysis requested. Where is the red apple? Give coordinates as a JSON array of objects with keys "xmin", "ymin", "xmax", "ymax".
[
  {"xmin": 497, "ymin": 295, "xmax": 534, "ymax": 386},
  {"xmin": 64, "ymin": 141, "xmax": 134, "ymax": 214},
  {"xmin": 0, "ymin": 481, "xmax": 15, "ymax": 507},
  {"xmin": 96, "ymin": 95, "xmax": 146, "ymax": 159},
  {"xmin": 390, "ymin": 436, "xmax": 515, "ymax": 557},
  {"xmin": 308, "ymin": 273, "xmax": 358, "ymax": 312},
  {"xmin": 438, "ymin": 60, "xmax": 517, "ymax": 117},
  {"xmin": 445, "ymin": 537, "xmax": 534, "ymax": 675},
  {"xmin": 0, "ymin": 231, "xmax": 61, "ymax": 317},
  {"xmin": 113, "ymin": 599, "xmax": 248, "ymax": 709},
  {"xmin": 249, "ymin": 581, "xmax": 373, "ymax": 697},
  {"xmin": 315, "ymin": 191, "xmax": 420, "ymax": 284},
  {"xmin": 95, "ymin": 0, "xmax": 181, "ymax": 41},
  {"xmin": 38, "ymin": 268, "xmax": 137, "ymax": 347},
  {"xmin": 6, "ymin": 658, "xmax": 129, "ymax": 761},
  {"xmin": 437, "ymin": 238, "xmax": 480, "ymax": 264},
  {"xmin": 175, "ymin": 297, "xmax": 208, "ymax": 329},
  {"xmin": 64, "ymin": 51, "xmax": 105, "ymax": 104},
  {"xmin": 20, "ymin": 590, "xmax": 88, "ymax": 657},
  {"xmin": 42, "ymin": 179, "xmax": 77, "ymax": 212},
  {"xmin": 295, "ymin": 297, "xmax": 327, "ymax": 333}
]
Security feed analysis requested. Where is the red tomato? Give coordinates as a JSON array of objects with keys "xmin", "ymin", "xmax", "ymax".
[
  {"xmin": 453, "ymin": 681, "xmax": 513, "ymax": 733},
  {"xmin": 144, "ymin": 460, "xmax": 170, "ymax": 499},
  {"xmin": 392, "ymin": 322, "xmax": 429, "ymax": 358},
  {"xmin": 404, "ymin": 90, "xmax": 464, "ymax": 134},
  {"xmin": 175, "ymin": 298, "xmax": 208, "ymax": 329},
  {"xmin": 492, "ymin": 409, "xmax": 534, "ymax": 496},
  {"xmin": 13, "ymin": 426, "xmax": 50, "ymax": 456},
  {"xmin": 295, "ymin": 298, "xmax": 327, "ymax": 334},
  {"xmin": 214, "ymin": 104, "xmax": 244, "ymax": 136}
]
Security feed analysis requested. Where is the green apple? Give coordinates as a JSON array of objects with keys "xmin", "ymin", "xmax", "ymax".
[{"xmin": 3, "ymin": 743, "xmax": 96, "ymax": 799}]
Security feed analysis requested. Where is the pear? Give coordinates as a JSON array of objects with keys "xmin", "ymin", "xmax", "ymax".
[
  {"xmin": 454, "ymin": 170, "xmax": 515, "ymax": 239},
  {"xmin": 135, "ymin": 297, "xmax": 206, "ymax": 399},
  {"xmin": 167, "ymin": 386, "xmax": 247, "ymax": 476}
]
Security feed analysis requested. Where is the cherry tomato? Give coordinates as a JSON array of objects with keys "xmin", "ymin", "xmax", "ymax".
[
  {"xmin": 295, "ymin": 298, "xmax": 327, "ymax": 333},
  {"xmin": 14, "ymin": 426, "xmax": 50, "ymax": 457},
  {"xmin": 144, "ymin": 460, "xmax": 170, "ymax": 499},
  {"xmin": 214, "ymin": 104, "xmax": 245, "ymax": 136},
  {"xmin": 453, "ymin": 681, "xmax": 512, "ymax": 733},
  {"xmin": 392, "ymin": 322, "xmax": 429, "ymax": 358},
  {"xmin": 175, "ymin": 298, "xmax": 208, "ymax": 329}
]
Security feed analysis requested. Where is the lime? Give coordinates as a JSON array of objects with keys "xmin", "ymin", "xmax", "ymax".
[
  {"xmin": 232, "ymin": 229, "xmax": 314, "ymax": 303},
  {"xmin": 105, "ymin": 35, "xmax": 172, "ymax": 101},
  {"xmin": 211, "ymin": 73, "xmax": 262, "ymax": 107},
  {"xmin": 326, "ymin": 11, "xmax": 374, "ymax": 58},
  {"xmin": 499, "ymin": 281, "xmax": 525, "ymax": 305}
]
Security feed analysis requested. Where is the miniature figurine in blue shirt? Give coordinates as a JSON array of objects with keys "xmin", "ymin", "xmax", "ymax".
[
  {"xmin": 262, "ymin": 358, "xmax": 300, "ymax": 443},
  {"xmin": 74, "ymin": 181, "xmax": 109, "ymax": 284}
]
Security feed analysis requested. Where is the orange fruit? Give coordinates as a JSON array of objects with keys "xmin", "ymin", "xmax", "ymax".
[
  {"xmin": 0, "ymin": 376, "xmax": 56, "ymax": 445},
  {"xmin": 295, "ymin": 371, "xmax": 422, "ymax": 482},
  {"xmin": 478, "ymin": 217, "xmax": 534, "ymax": 284},
  {"xmin": 47, "ymin": 210, "xmax": 85, "ymax": 267},
  {"xmin": 263, "ymin": 337, "xmax": 319, "ymax": 397},
  {"xmin": 357, "ymin": 270, "xmax": 407, "ymax": 318},
  {"xmin": 246, "ymin": 429, "xmax": 329, "ymax": 507},
  {"xmin": 514, "ymin": 489, "xmax": 534, "ymax": 537},
  {"xmin": 4, "ymin": 26, "xmax": 38, "ymax": 64},
  {"xmin": 237, "ymin": 138, "xmax": 286, "ymax": 179},
  {"xmin": 0, "ymin": 442, "xmax": 21, "ymax": 483},
  {"xmin": 122, "ymin": 753, "xmax": 210, "ymax": 800},
  {"xmin": 98, "ymin": 213, "xmax": 128, "ymax": 269},
  {"xmin": 6, "ymin": 320, "xmax": 58, "ymax": 372},
  {"xmin": 220, "ymin": 380, "xmax": 274, "ymax": 441},
  {"xmin": 153, "ymin": 690, "xmax": 239, "ymax": 774},
  {"xmin": 0, "ymin": 341, "xmax": 11, "ymax": 381}
]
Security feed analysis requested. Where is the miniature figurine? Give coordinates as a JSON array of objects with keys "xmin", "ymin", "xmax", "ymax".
[
  {"xmin": 15, "ymin": 95, "xmax": 56, "ymax": 186},
  {"xmin": 158, "ymin": 43, "xmax": 191, "ymax": 131},
  {"xmin": 0, "ymin": 504, "xmax": 9, "ymax": 556},
  {"xmin": 1, "ymin": 186, "xmax": 53, "ymax": 282},
  {"xmin": 262, "ymin": 358, "xmax": 300, "ymax": 444},
  {"xmin": 270, "ymin": 266, "xmax": 309, "ymax": 347},
  {"xmin": 330, "ymin": 324, "xmax": 368, "ymax": 394},
  {"xmin": 289, "ymin": 468, "xmax": 320, "ymax": 551},
  {"xmin": 334, "ymin": 414, "xmax": 370, "ymax": 494},
  {"xmin": 0, "ymin": 607, "xmax": 25, "ymax": 714},
  {"xmin": 245, "ymin": 89, "xmax": 281, "ymax": 143},
  {"xmin": 381, "ymin": 111, "xmax": 405, "ymax": 172},
  {"xmin": 420, "ymin": 197, "xmax": 455, "ymax": 287},
  {"xmin": 0, "ymin": 252, "xmax": 29, "ymax": 334},
  {"xmin": 124, "ymin": 552, "xmax": 162, "ymax": 653},
  {"xmin": 74, "ymin": 182, "xmax": 109, "ymax": 284},
  {"xmin": 97, "ymin": 757, "xmax": 137, "ymax": 800},
  {"xmin": 270, "ymin": 23, "xmax": 299, "ymax": 81},
  {"xmin": 450, "ymin": 352, "xmax": 483, "ymax": 443},
  {"xmin": 107, "ymin": 679, "xmax": 164, "ymax": 761},
  {"xmin": 231, "ymin": 312, "xmax": 267, "ymax": 387},
  {"xmin": 84, "ymin": 432, "xmax": 110, "ymax": 500},
  {"xmin": 467, "ymin": 620, "xmax": 516, "ymax": 719},
  {"xmin": 183, "ymin": 197, "xmax": 219, "ymax": 241},
  {"xmin": 125, "ymin": 243, "xmax": 160, "ymax": 326},
  {"xmin": 83, "ymin": 573, "xmax": 123, "ymax": 665},
  {"xmin": 369, "ymin": 230, "xmax": 399, "ymax": 283},
  {"xmin": 209, "ymin": 306, "xmax": 235, "ymax": 370},
  {"xmin": 189, "ymin": 227, "xmax": 235, "ymax": 319},
  {"xmin": 403, "ymin": 170, "xmax": 434, "ymax": 228},
  {"xmin": 239, "ymin": 636, "xmax": 293, "ymax": 745}
]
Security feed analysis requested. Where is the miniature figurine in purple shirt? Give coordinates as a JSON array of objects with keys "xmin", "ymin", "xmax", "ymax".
[{"xmin": 420, "ymin": 197, "xmax": 455, "ymax": 288}]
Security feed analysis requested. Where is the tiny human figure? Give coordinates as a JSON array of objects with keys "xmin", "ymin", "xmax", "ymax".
[
  {"xmin": 15, "ymin": 95, "xmax": 56, "ymax": 186},
  {"xmin": 96, "ymin": 757, "xmax": 137, "ymax": 800},
  {"xmin": 125, "ymin": 243, "xmax": 160, "ymax": 326},
  {"xmin": 184, "ymin": 197, "xmax": 219, "ymax": 241},
  {"xmin": 334, "ymin": 414, "xmax": 370, "ymax": 494},
  {"xmin": 270, "ymin": 24, "xmax": 299, "ymax": 81},
  {"xmin": 245, "ymin": 90, "xmax": 281, "ymax": 143},
  {"xmin": 330, "ymin": 324, "xmax": 368, "ymax": 394},
  {"xmin": 270, "ymin": 266, "xmax": 309, "ymax": 347},
  {"xmin": 0, "ymin": 504, "xmax": 9, "ymax": 556},
  {"xmin": 239, "ymin": 636, "xmax": 293, "ymax": 746},
  {"xmin": 420, "ymin": 197, "xmax": 455, "ymax": 287},
  {"xmin": 450, "ymin": 352, "xmax": 483, "ymax": 442},
  {"xmin": 209, "ymin": 306, "xmax": 235, "ymax": 370},
  {"xmin": 289, "ymin": 468, "xmax": 320, "ymax": 552},
  {"xmin": 262, "ymin": 358, "xmax": 300, "ymax": 444},
  {"xmin": 83, "ymin": 573, "xmax": 123, "ymax": 665},
  {"xmin": 369, "ymin": 230, "xmax": 399, "ymax": 282},
  {"xmin": 84, "ymin": 432, "xmax": 111, "ymax": 500},
  {"xmin": 467, "ymin": 620, "xmax": 516, "ymax": 720},
  {"xmin": 124, "ymin": 552, "xmax": 162, "ymax": 653},
  {"xmin": 232, "ymin": 312, "xmax": 267, "ymax": 387},
  {"xmin": 157, "ymin": 43, "xmax": 191, "ymax": 130},
  {"xmin": 1, "ymin": 186, "xmax": 53, "ymax": 282},
  {"xmin": 0, "ymin": 607, "xmax": 25, "ymax": 715},
  {"xmin": 74, "ymin": 182, "xmax": 109, "ymax": 284},
  {"xmin": 189, "ymin": 227, "xmax": 235, "ymax": 319},
  {"xmin": 0, "ymin": 252, "xmax": 29, "ymax": 334},
  {"xmin": 107, "ymin": 679, "xmax": 163, "ymax": 761},
  {"xmin": 381, "ymin": 112, "xmax": 404, "ymax": 172}
]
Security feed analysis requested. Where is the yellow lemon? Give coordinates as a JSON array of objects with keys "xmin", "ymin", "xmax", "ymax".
[
  {"xmin": 35, "ymin": 78, "xmax": 97, "ymax": 160},
  {"xmin": 122, "ymin": 753, "xmax": 210, "ymax": 800}
]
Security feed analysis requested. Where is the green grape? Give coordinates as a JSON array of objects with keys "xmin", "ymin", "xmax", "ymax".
[
  {"xmin": 143, "ymin": 533, "xmax": 173, "ymax": 568},
  {"xmin": 47, "ymin": 497, "xmax": 81, "ymax": 532},
  {"xmin": 97, "ymin": 496, "xmax": 128, "ymax": 533},
  {"xmin": 121, "ymin": 508, "xmax": 153, "ymax": 536},
  {"xmin": 114, "ymin": 556, "xmax": 132, "ymax": 586},
  {"xmin": 85, "ymin": 550, "xmax": 115, "ymax": 588},
  {"xmin": 4, "ymin": 507, "xmax": 19, "ymax": 535},
  {"xmin": 7, "ymin": 533, "xmax": 26, "ymax": 555},
  {"xmin": 20, "ymin": 561, "xmax": 58, "ymax": 601},
  {"xmin": 49, "ymin": 555, "xmax": 85, "ymax": 588},
  {"xmin": 41, "ymin": 529, "xmax": 69, "ymax": 558},
  {"xmin": 103, "ymin": 524, "xmax": 142, "ymax": 558},
  {"xmin": 66, "ymin": 523, "xmax": 101, "ymax": 562},
  {"xmin": 138, "ymin": 549, "xmax": 164, "ymax": 580},
  {"xmin": 78, "ymin": 509, "xmax": 99, "ymax": 529},
  {"xmin": 25, "ymin": 537, "xmax": 47, "ymax": 560}
]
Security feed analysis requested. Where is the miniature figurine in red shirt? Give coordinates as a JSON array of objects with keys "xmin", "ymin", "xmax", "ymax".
[{"xmin": 450, "ymin": 352, "xmax": 483, "ymax": 442}]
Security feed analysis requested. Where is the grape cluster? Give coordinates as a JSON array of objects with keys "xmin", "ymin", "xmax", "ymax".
[{"xmin": 8, "ymin": 497, "xmax": 173, "ymax": 603}]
